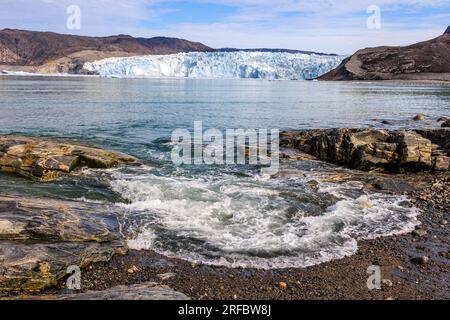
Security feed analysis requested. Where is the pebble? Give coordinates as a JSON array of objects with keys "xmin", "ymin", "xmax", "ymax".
[
  {"xmin": 157, "ymin": 272, "xmax": 176, "ymax": 280},
  {"xmin": 382, "ymin": 279, "xmax": 393, "ymax": 288},
  {"xmin": 127, "ymin": 265, "xmax": 139, "ymax": 274},
  {"xmin": 412, "ymin": 229, "xmax": 428, "ymax": 238},
  {"xmin": 411, "ymin": 256, "xmax": 430, "ymax": 265},
  {"xmin": 278, "ymin": 282, "xmax": 288, "ymax": 290}
]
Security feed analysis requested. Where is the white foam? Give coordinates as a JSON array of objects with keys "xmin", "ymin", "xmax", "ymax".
[{"xmin": 110, "ymin": 167, "xmax": 420, "ymax": 269}]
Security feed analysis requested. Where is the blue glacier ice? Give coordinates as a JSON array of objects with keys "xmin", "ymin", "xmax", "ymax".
[{"xmin": 83, "ymin": 51, "xmax": 345, "ymax": 80}]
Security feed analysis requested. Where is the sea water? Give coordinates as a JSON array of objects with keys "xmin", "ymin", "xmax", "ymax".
[{"xmin": 1, "ymin": 76, "xmax": 448, "ymax": 268}]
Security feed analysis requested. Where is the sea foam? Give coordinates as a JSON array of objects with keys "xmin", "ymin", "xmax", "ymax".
[{"xmin": 109, "ymin": 166, "xmax": 420, "ymax": 269}]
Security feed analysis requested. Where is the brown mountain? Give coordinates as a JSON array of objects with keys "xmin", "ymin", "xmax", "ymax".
[
  {"xmin": 320, "ymin": 27, "xmax": 450, "ymax": 81},
  {"xmin": 0, "ymin": 29, "xmax": 214, "ymax": 74}
]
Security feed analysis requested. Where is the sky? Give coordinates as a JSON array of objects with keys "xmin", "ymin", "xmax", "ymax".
[{"xmin": 1, "ymin": 0, "xmax": 450, "ymax": 54}]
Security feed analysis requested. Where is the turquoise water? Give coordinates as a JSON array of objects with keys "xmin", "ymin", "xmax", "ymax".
[{"xmin": 0, "ymin": 75, "xmax": 447, "ymax": 268}]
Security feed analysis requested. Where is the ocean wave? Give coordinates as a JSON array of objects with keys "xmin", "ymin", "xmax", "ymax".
[{"xmin": 108, "ymin": 165, "xmax": 420, "ymax": 269}]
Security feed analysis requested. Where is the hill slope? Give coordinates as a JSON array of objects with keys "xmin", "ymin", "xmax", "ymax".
[
  {"xmin": 0, "ymin": 29, "xmax": 214, "ymax": 73},
  {"xmin": 320, "ymin": 27, "xmax": 450, "ymax": 81}
]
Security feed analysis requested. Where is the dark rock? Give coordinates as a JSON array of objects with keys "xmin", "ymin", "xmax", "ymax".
[
  {"xmin": 0, "ymin": 195, "xmax": 128, "ymax": 291},
  {"xmin": 8, "ymin": 282, "xmax": 190, "ymax": 300},
  {"xmin": 414, "ymin": 129, "xmax": 450, "ymax": 150},
  {"xmin": 373, "ymin": 178, "xmax": 416, "ymax": 193},
  {"xmin": 0, "ymin": 242, "xmax": 126, "ymax": 291},
  {"xmin": 0, "ymin": 195, "xmax": 123, "ymax": 242},
  {"xmin": 411, "ymin": 256, "xmax": 430, "ymax": 265},
  {"xmin": 442, "ymin": 120, "xmax": 450, "ymax": 128},
  {"xmin": 280, "ymin": 129, "xmax": 449, "ymax": 172},
  {"xmin": 390, "ymin": 131, "xmax": 432, "ymax": 168}
]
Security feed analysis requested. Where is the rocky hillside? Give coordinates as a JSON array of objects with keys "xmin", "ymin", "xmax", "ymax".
[
  {"xmin": 0, "ymin": 29, "xmax": 214, "ymax": 74},
  {"xmin": 320, "ymin": 27, "xmax": 450, "ymax": 81}
]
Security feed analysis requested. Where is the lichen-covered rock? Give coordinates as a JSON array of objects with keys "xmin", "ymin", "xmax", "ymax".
[
  {"xmin": 0, "ymin": 136, "xmax": 136, "ymax": 182},
  {"xmin": 0, "ymin": 195, "xmax": 128, "ymax": 291},
  {"xmin": 281, "ymin": 128, "xmax": 449, "ymax": 172}
]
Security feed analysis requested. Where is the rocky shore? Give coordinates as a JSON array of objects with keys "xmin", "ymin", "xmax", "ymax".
[
  {"xmin": 0, "ymin": 135, "xmax": 135, "ymax": 291},
  {"xmin": 280, "ymin": 128, "xmax": 450, "ymax": 172},
  {"xmin": 0, "ymin": 194, "xmax": 128, "ymax": 291},
  {"xmin": 0, "ymin": 135, "xmax": 136, "ymax": 181},
  {"xmin": 0, "ymin": 136, "xmax": 190, "ymax": 299},
  {"xmin": 0, "ymin": 131, "xmax": 448, "ymax": 300}
]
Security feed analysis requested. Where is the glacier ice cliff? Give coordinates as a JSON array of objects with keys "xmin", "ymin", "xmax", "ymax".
[{"xmin": 83, "ymin": 51, "xmax": 345, "ymax": 80}]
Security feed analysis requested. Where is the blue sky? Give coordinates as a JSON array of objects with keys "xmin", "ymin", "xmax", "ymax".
[{"xmin": 1, "ymin": 0, "xmax": 450, "ymax": 54}]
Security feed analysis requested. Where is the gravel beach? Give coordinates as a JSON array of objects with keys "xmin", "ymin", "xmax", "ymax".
[{"xmin": 40, "ymin": 173, "xmax": 450, "ymax": 300}]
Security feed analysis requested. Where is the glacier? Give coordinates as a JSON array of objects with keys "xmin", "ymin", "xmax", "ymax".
[{"xmin": 83, "ymin": 51, "xmax": 345, "ymax": 80}]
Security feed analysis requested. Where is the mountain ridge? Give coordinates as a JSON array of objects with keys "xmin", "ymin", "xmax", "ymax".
[
  {"xmin": 319, "ymin": 27, "xmax": 450, "ymax": 81},
  {"xmin": 0, "ymin": 29, "xmax": 214, "ymax": 73},
  {"xmin": 0, "ymin": 29, "xmax": 339, "ymax": 74}
]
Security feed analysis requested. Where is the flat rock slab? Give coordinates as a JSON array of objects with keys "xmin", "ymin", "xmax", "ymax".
[
  {"xmin": 0, "ymin": 195, "xmax": 123, "ymax": 242},
  {"xmin": 0, "ymin": 195, "xmax": 127, "ymax": 291},
  {"xmin": 0, "ymin": 136, "xmax": 136, "ymax": 182},
  {"xmin": 7, "ymin": 282, "xmax": 190, "ymax": 300}
]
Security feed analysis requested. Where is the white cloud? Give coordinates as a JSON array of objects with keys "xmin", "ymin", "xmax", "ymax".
[{"xmin": 0, "ymin": 0, "xmax": 448, "ymax": 54}]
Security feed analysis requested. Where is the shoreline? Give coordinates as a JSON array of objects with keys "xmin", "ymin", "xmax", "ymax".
[
  {"xmin": 61, "ymin": 172, "xmax": 450, "ymax": 300},
  {"xmin": 2, "ymin": 69, "xmax": 450, "ymax": 85},
  {"xmin": 6, "ymin": 172, "xmax": 448, "ymax": 300},
  {"xmin": 319, "ymin": 79, "xmax": 450, "ymax": 86},
  {"xmin": 0, "ymin": 132, "xmax": 449, "ymax": 300}
]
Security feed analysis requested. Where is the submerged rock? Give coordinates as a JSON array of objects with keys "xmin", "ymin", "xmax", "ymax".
[
  {"xmin": 281, "ymin": 128, "xmax": 450, "ymax": 172},
  {"xmin": 0, "ymin": 195, "xmax": 127, "ymax": 291},
  {"xmin": 413, "ymin": 114, "xmax": 425, "ymax": 121},
  {"xmin": 0, "ymin": 136, "xmax": 136, "ymax": 182}
]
